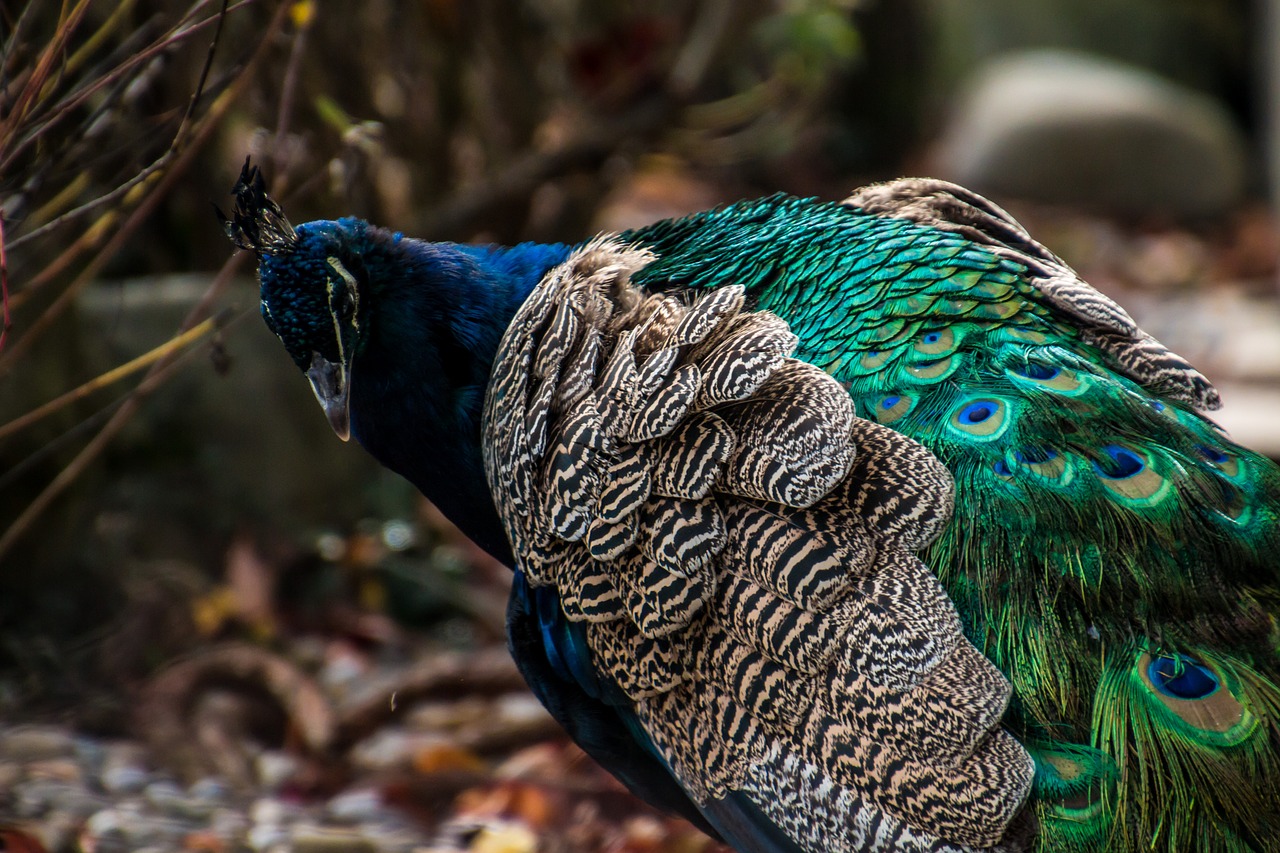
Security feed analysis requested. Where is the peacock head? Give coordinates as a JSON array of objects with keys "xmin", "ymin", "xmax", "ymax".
[{"xmin": 220, "ymin": 158, "xmax": 369, "ymax": 441}]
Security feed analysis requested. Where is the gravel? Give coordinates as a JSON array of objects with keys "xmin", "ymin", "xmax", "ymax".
[{"xmin": 0, "ymin": 725, "xmax": 432, "ymax": 853}]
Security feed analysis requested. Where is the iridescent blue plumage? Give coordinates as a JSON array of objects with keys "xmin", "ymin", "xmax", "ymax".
[
  {"xmin": 333, "ymin": 234, "xmax": 571, "ymax": 559},
  {"xmin": 228, "ymin": 163, "xmax": 1280, "ymax": 853}
]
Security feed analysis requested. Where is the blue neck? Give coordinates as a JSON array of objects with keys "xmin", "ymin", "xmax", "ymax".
[{"xmin": 347, "ymin": 234, "xmax": 572, "ymax": 564}]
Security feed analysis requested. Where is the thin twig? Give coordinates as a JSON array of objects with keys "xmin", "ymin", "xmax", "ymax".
[
  {"xmin": 0, "ymin": 256, "xmax": 245, "ymax": 560},
  {"xmin": 0, "ymin": 308, "xmax": 248, "ymax": 496},
  {"xmin": 0, "ymin": 0, "xmax": 92, "ymax": 144},
  {"xmin": 418, "ymin": 96, "xmax": 674, "ymax": 237},
  {"xmin": 7, "ymin": 2, "xmax": 247, "ymax": 306},
  {"xmin": 0, "ymin": 2, "xmax": 37, "ymax": 72},
  {"xmin": 0, "ymin": 311, "xmax": 228, "ymax": 443},
  {"xmin": 179, "ymin": 0, "xmax": 232, "ymax": 137},
  {"xmin": 10, "ymin": 151, "xmax": 171, "ymax": 257},
  {"xmin": 667, "ymin": 0, "xmax": 736, "ymax": 96},
  {"xmin": 269, "ymin": 0, "xmax": 313, "ymax": 184},
  {"xmin": 0, "ymin": 1, "xmax": 250, "ymax": 175},
  {"xmin": 0, "ymin": 0, "xmax": 289, "ymax": 560},
  {"xmin": 6, "ymin": 205, "xmax": 122, "ymax": 312},
  {"xmin": 0, "ymin": 0, "xmax": 258, "ymax": 378},
  {"xmin": 58, "ymin": 0, "xmax": 140, "ymax": 81},
  {"xmin": 0, "ymin": 216, "xmax": 8, "ymax": 354}
]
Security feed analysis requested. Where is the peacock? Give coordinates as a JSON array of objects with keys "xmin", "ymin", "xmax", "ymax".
[{"xmin": 222, "ymin": 160, "xmax": 1280, "ymax": 853}]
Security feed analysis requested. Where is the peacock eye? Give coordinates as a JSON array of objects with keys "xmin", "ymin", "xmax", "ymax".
[{"xmin": 325, "ymin": 256, "xmax": 361, "ymax": 325}]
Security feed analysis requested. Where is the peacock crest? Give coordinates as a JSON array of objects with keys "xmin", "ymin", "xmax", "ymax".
[{"xmin": 217, "ymin": 157, "xmax": 298, "ymax": 256}]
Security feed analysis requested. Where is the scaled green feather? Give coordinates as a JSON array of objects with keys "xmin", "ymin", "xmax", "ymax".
[{"xmin": 625, "ymin": 185, "xmax": 1280, "ymax": 853}]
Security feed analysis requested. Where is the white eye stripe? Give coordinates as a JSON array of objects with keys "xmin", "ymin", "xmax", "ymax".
[
  {"xmin": 327, "ymin": 256, "xmax": 360, "ymax": 329},
  {"xmin": 324, "ymin": 255, "xmax": 360, "ymax": 365}
]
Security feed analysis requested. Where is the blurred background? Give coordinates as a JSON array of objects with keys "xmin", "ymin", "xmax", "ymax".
[{"xmin": 1, "ymin": 0, "xmax": 1277, "ymax": 850}]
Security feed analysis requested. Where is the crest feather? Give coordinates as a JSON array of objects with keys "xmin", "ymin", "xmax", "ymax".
[{"xmin": 217, "ymin": 157, "xmax": 298, "ymax": 255}]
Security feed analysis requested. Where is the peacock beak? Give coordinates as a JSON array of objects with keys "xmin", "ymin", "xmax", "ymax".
[{"xmin": 306, "ymin": 351, "xmax": 351, "ymax": 441}]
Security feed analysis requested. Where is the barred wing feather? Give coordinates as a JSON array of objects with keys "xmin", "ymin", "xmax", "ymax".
[{"xmin": 482, "ymin": 239, "xmax": 1036, "ymax": 852}]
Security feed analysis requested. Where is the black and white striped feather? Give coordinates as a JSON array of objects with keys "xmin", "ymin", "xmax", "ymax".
[{"xmin": 482, "ymin": 238, "xmax": 1037, "ymax": 852}]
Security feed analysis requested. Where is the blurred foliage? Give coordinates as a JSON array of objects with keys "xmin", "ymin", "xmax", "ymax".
[
  {"xmin": 209, "ymin": 0, "xmax": 870, "ymax": 246},
  {"xmin": 0, "ymin": 0, "xmax": 281, "ymax": 713}
]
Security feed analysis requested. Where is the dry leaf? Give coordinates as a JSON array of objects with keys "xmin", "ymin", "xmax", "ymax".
[{"xmin": 413, "ymin": 741, "xmax": 487, "ymax": 774}]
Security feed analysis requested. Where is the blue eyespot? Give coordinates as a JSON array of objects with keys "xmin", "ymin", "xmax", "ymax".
[
  {"xmin": 993, "ymin": 459, "xmax": 1013, "ymax": 477},
  {"xmin": 1197, "ymin": 444, "xmax": 1230, "ymax": 465},
  {"xmin": 958, "ymin": 401, "xmax": 996, "ymax": 425},
  {"xmin": 1148, "ymin": 654, "xmax": 1220, "ymax": 700},
  {"xmin": 922, "ymin": 331, "xmax": 942, "ymax": 345},
  {"xmin": 1151, "ymin": 400, "xmax": 1167, "ymax": 412},
  {"xmin": 1094, "ymin": 445, "xmax": 1144, "ymax": 479},
  {"xmin": 1015, "ymin": 363, "xmax": 1061, "ymax": 380},
  {"xmin": 881, "ymin": 395, "xmax": 901, "ymax": 410}
]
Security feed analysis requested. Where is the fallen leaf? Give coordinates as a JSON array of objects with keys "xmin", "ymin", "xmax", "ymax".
[
  {"xmin": 413, "ymin": 741, "xmax": 487, "ymax": 774},
  {"xmin": 469, "ymin": 823, "xmax": 537, "ymax": 853},
  {"xmin": 0, "ymin": 827, "xmax": 50, "ymax": 853}
]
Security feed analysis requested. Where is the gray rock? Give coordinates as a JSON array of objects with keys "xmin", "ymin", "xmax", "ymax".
[
  {"xmin": 254, "ymin": 750, "xmax": 300, "ymax": 792},
  {"xmin": 12, "ymin": 779, "xmax": 59, "ymax": 817},
  {"xmin": 0, "ymin": 760, "xmax": 22, "ymax": 790},
  {"xmin": 84, "ymin": 807, "xmax": 124, "ymax": 834},
  {"xmin": 325, "ymin": 788, "xmax": 385, "ymax": 824},
  {"xmin": 249, "ymin": 795, "xmax": 302, "ymax": 826},
  {"xmin": 37, "ymin": 811, "xmax": 84, "ymax": 853},
  {"xmin": 289, "ymin": 826, "xmax": 378, "ymax": 853},
  {"xmin": 211, "ymin": 805, "xmax": 252, "ymax": 838},
  {"xmin": 0, "ymin": 726, "xmax": 77, "ymax": 762},
  {"xmin": 100, "ymin": 763, "xmax": 149, "ymax": 795},
  {"xmin": 356, "ymin": 818, "xmax": 428, "ymax": 852},
  {"xmin": 26, "ymin": 758, "xmax": 83, "ymax": 784},
  {"xmin": 98, "ymin": 737, "xmax": 148, "ymax": 783},
  {"xmin": 143, "ymin": 779, "xmax": 187, "ymax": 811},
  {"xmin": 349, "ymin": 728, "xmax": 436, "ymax": 772},
  {"xmin": 247, "ymin": 822, "xmax": 290, "ymax": 852},
  {"xmin": 935, "ymin": 50, "xmax": 1248, "ymax": 217},
  {"xmin": 72, "ymin": 736, "xmax": 106, "ymax": 771},
  {"xmin": 83, "ymin": 808, "xmax": 129, "ymax": 847},
  {"xmin": 51, "ymin": 782, "xmax": 108, "ymax": 818},
  {"xmin": 189, "ymin": 776, "xmax": 233, "ymax": 804}
]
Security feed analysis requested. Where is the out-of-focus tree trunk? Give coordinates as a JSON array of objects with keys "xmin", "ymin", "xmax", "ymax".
[{"xmin": 1265, "ymin": 0, "xmax": 1280, "ymax": 287}]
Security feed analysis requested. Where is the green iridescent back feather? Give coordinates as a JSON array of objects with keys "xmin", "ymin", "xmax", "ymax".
[{"xmin": 623, "ymin": 186, "xmax": 1280, "ymax": 852}]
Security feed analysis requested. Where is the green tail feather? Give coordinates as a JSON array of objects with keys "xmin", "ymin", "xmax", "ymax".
[
  {"xmin": 1093, "ymin": 645, "xmax": 1280, "ymax": 851},
  {"xmin": 1029, "ymin": 742, "xmax": 1117, "ymax": 851},
  {"xmin": 624, "ymin": 194, "xmax": 1280, "ymax": 850},
  {"xmin": 861, "ymin": 334, "xmax": 1280, "ymax": 851}
]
